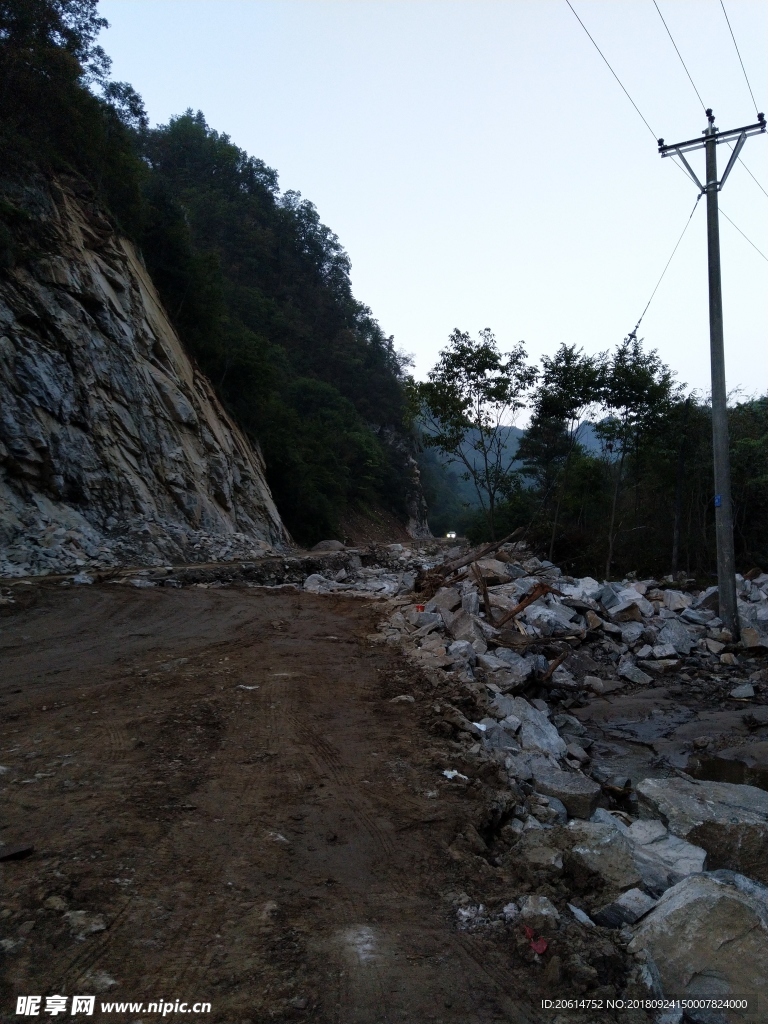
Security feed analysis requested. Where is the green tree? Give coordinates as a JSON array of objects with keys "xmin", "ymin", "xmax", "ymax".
[
  {"xmin": 519, "ymin": 344, "xmax": 606, "ymax": 560},
  {"xmin": 597, "ymin": 335, "xmax": 680, "ymax": 577},
  {"xmin": 418, "ymin": 328, "xmax": 536, "ymax": 539}
]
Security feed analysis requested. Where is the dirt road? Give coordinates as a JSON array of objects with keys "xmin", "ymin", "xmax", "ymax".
[{"xmin": 0, "ymin": 585, "xmax": 542, "ymax": 1023}]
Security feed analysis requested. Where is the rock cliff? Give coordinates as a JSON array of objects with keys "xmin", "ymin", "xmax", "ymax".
[{"xmin": 0, "ymin": 177, "xmax": 289, "ymax": 577}]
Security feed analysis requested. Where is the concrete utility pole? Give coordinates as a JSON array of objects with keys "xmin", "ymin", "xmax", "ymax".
[{"xmin": 658, "ymin": 109, "xmax": 766, "ymax": 638}]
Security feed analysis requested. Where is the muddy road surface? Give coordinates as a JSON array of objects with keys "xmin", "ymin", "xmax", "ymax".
[{"xmin": 1, "ymin": 585, "xmax": 545, "ymax": 1023}]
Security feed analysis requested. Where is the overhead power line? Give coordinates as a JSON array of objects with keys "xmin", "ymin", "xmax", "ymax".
[
  {"xmin": 724, "ymin": 144, "xmax": 768, "ymax": 201},
  {"xmin": 719, "ymin": 0, "xmax": 760, "ymax": 115},
  {"xmin": 630, "ymin": 195, "xmax": 702, "ymax": 335},
  {"xmin": 652, "ymin": 0, "xmax": 707, "ymax": 113},
  {"xmin": 719, "ymin": 206, "xmax": 768, "ymax": 262},
  {"xmin": 564, "ymin": 0, "xmax": 657, "ymax": 141},
  {"xmin": 650, "ymin": 0, "xmax": 768, "ymax": 202}
]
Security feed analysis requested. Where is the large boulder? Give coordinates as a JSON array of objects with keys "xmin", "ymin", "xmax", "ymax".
[
  {"xmin": 628, "ymin": 871, "xmax": 768, "ymax": 1021},
  {"xmin": 493, "ymin": 647, "xmax": 535, "ymax": 684},
  {"xmin": 626, "ymin": 819, "xmax": 707, "ymax": 895},
  {"xmin": 656, "ymin": 618, "xmax": 695, "ymax": 656},
  {"xmin": 491, "ymin": 696, "xmax": 566, "ymax": 757},
  {"xmin": 637, "ymin": 778, "xmax": 768, "ymax": 884},
  {"xmin": 566, "ymin": 821, "xmax": 642, "ymax": 889},
  {"xmin": 533, "ymin": 766, "xmax": 601, "ymax": 820},
  {"xmin": 521, "ymin": 600, "xmax": 579, "ymax": 636}
]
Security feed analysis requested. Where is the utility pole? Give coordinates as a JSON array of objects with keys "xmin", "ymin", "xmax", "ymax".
[{"xmin": 658, "ymin": 109, "xmax": 766, "ymax": 638}]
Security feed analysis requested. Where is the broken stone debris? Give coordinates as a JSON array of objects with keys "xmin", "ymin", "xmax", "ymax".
[{"xmin": 344, "ymin": 540, "xmax": 768, "ymax": 1008}]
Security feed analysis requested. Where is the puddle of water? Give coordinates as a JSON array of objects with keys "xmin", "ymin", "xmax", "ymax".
[
  {"xmin": 609, "ymin": 708, "xmax": 695, "ymax": 744},
  {"xmin": 687, "ymin": 751, "xmax": 768, "ymax": 792}
]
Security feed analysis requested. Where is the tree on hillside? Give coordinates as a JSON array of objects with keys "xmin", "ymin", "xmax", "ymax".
[
  {"xmin": 518, "ymin": 344, "xmax": 606, "ymax": 560},
  {"xmin": 597, "ymin": 334, "xmax": 679, "ymax": 577},
  {"xmin": 0, "ymin": 0, "xmax": 148, "ymax": 232},
  {"xmin": 140, "ymin": 110, "xmax": 414, "ymax": 542},
  {"xmin": 418, "ymin": 328, "xmax": 537, "ymax": 539}
]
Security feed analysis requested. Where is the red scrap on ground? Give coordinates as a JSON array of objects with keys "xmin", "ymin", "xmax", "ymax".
[{"xmin": 523, "ymin": 926, "xmax": 548, "ymax": 955}]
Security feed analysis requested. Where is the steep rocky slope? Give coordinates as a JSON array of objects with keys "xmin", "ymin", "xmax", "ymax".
[{"xmin": 0, "ymin": 177, "xmax": 289, "ymax": 577}]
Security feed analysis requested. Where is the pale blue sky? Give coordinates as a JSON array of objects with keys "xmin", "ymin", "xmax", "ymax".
[{"xmin": 99, "ymin": 0, "xmax": 767, "ymax": 404}]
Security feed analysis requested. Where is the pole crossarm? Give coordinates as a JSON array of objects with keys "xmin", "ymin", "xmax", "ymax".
[
  {"xmin": 659, "ymin": 114, "xmax": 766, "ymax": 194},
  {"xmin": 658, "ymin": 116, "xmax": 765, "ymax": 159}
]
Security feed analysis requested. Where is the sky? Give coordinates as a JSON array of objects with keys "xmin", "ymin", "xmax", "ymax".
[{"xmin": 99, "ymin": 0, "xmax": 767, "ymax": 406}]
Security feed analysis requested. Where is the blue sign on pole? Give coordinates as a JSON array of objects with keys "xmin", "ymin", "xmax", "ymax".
[{"xmin": 714, "ymin": 494, "xmax": 722, "ymax": 507}]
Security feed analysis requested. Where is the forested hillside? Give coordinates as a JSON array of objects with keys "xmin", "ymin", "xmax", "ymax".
[{"xmin": 0, "ymin": 0, "xmax": 416, "ymax": 544}]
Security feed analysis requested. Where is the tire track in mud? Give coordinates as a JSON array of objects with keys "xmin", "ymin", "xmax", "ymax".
[
  {"xmin": 293, "ymin": 720, "xmax": 398, "ymax": 860},
  {"xmin": 453, "ymin": 934, "xmax": 538, "ymax": 1023},
  {"xmin": 125, "ymin": 658, "xmax": 309, "ymax": 996},
  {"xmin": 50, "ymin": 898, "xmax": 135, "ymax": 992}
]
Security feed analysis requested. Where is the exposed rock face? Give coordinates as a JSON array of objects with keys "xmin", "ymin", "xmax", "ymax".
[
  {"xmin": 0, "ymin": 179, "xmax": 288, "ymax": 576},
  {"xmin": 374, "ymin": 425, "xmax": 431, "ymax": 539}
]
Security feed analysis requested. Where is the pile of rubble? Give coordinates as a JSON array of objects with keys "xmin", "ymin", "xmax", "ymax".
[{"xmin": 303, "ymin": 539, "xmax": 768, "ymax": 1020}]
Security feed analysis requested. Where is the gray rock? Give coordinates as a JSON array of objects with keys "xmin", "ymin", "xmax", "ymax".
[
  {"xmin": 729, "ymin": 683, "xmax": 754, "ymax": 699},
  {"xmin": 447, "ymin": 609, "xmax": 485, "ymax": 644},
  {"xmin": 447, "ymin": 639, "xmax": 476, "ymax": 665},
  {"xmin": 560, "ymin": 576, "xmax": 602, "ymax": 601},
  {"xmin": 311, "ymin": 540, "xmax": 345, "ymax": 551},
  {"xmin": 493, "ymin": 697, "xmax": 566, "ymax": 758},
  {"xmin": 620, "ymin": 622, "xmax": 645, "ymax": 646},
  {"xmin": 480, "ymin": 721, "xmax": 521, "ymax": 752},
  {"xmin": 740, "ymin": 602, "xmax": 768, "ymax": 649},
  {"xmin": 518, "ymin": 895, "xmax": 560, "ymax": 931},
  {"xmin": 591, "ymin": 808, "xmax": 630, "ymax": 832},
  {"xmin": 545, "ymin": 796, "xmax": 568, "ymax": 824},
  {"xmin": 657, "ymin": 619, "xmax": 695, "ymax": 656},
  {"xmin": 567, "ymin": 903, "xmax": 595, "ymax": 927},
  {"xmin": 553, "ymin": 713, "xmax": 586, "ymax": 736},
  {"xmin": 626, "ymin": 819, "xmax": 707, "ymax": 895},
  {"xmin": 566, "ymin": 821, "xmax": 642, "ymax": 889},
  {"xmin": 652, "ymin": 642, "xmax": 678, "ymax": 659},
  {"xmin": 533, "ymin": 767, "xmax": 601, "ymax": 819},
  {"xmin": 618, "ymin": 660, "xmax": 654, "ymax": 686},
  {"xmin": 693, "ymin": 585, "xmax": 719, "ymax": 611},
  {"xmin": 303, "ymin": 573, "xmax": 330, "ymax": 593},
  {"xmin": 565, "ymin": 742, "xmax": 590, "ymax": 764},
  {"xmin": 493, "ymin": 647, "xmax": 535, "ymax": 682},
  {"xmin": 592, "ymin": 888, "xmax": 657, "ymax": 928},
  {"xmin": 663, "ymin": 590, "xmax": 691, "ymax": 612},
  {"xmin": 628, "ymin": 872, "xmax": 768, "ymax": 1015},
  {"xmin": 681, "ymin": 607, "xmax": 715, "ymax": 625},
  {"xmin": 522, "ymin": 600, "xmax": 578, "ymax": 635},
  {"xmin": 610, "ymin": 591, "xmax": 655, "ymax": 620},
  {"xmin": 514, "ymin": 833, "xmax": 564, "ymax": 873},
  {"xmin": 476, "ymin": 652, "xmax": 512, "ymax": 672},
  {"xmin": 64, "ymin": 911, "xmax": 107, "ymax": 939},
  {"xmin": 415, "ymin": 611, "xmax": 443, "ymax": 630},
  {"xmin": 637, "ymin": 777, "xmax": 768, "ymax": 884},
  {"xmin": 426, "ymin": 587, "xmax": 462, "ymax": 614}
]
